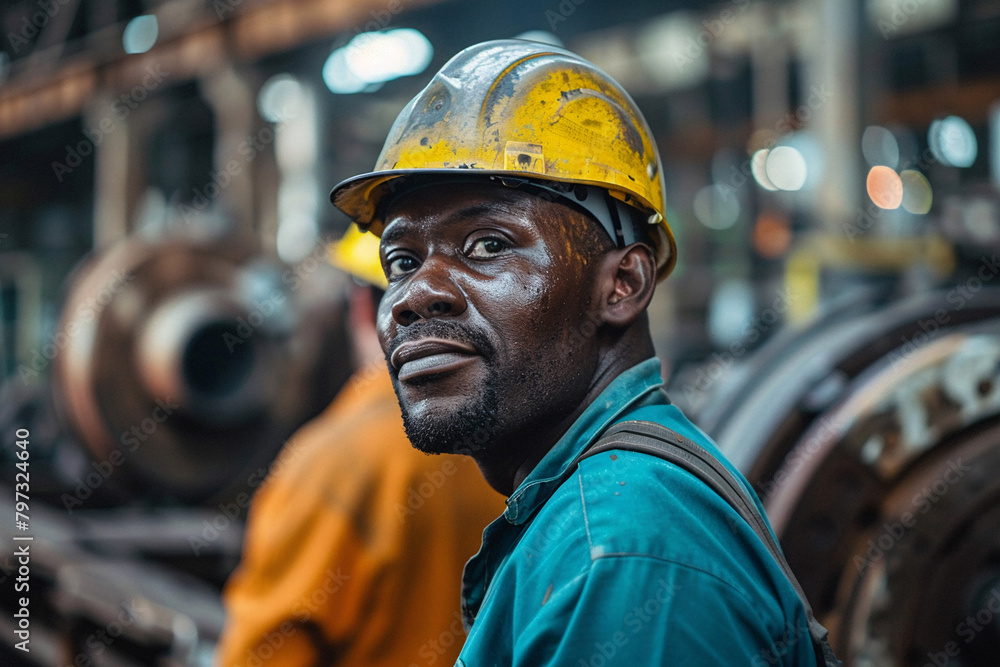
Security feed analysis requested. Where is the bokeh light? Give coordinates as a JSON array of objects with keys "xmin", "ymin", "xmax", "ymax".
[
  {"xmin": 324, "ymin": 29, "xmax": 433, "ymax": 94},
  {"xmin": 123, "ymin": 15, "xmax": 158, "ymax": 54},
  {"xmin": 257, "ymin": 75, "xmax": 306, "ymax": 123},
  {"xmin": 323, "ymin": 48, "xmax": 369, "ymax": 94},
  {"xmin": 707, "ymin": 279, "xmax": 755, "ymax": 348},
  {"xmin": 752, "ymin": 212, "xmax": 793, "ymax": 258},
  {"xmin": 693, "ymin": 184, "xmax": 741, "ymax": 230},
  {"xmin": 929, "ymin": 115, "xmax": 978, "ymax": 168},
  {"xmin": 765, "ymin": 146, "xmax": 808, "ymax": 191},
  {"xmin": 751, "ymin": 150, "xmax": 779, "ymax": 191},
  {"xmin": 862, "ymin": 125, "xmax": 899, "ymax": 168},
  {"xmin": 900, "ymin": 169, "xmax": 933, "ymax": 214},
  {"xmin": 867, "ymin": 165, "xmax": 903, "ymax": 209},
  {"xmin": 276, "ymin": 214, "xmax": 319, "ymax": 264}
]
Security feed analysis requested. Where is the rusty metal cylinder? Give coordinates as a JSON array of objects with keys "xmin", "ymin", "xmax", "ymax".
[{"xmin": 52, "ymin": 234, "xmax": 352, "ymax": 504}]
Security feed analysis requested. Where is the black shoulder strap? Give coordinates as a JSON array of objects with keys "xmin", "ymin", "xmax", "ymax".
[{"xmin": 575, "ymin": 420, "xmax": 841, "ymax": 667}]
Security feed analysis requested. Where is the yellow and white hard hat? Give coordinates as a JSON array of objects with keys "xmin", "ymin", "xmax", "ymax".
[{"xmin": 330, "ymin": 39, "xmax": 676, "ymax": 281}]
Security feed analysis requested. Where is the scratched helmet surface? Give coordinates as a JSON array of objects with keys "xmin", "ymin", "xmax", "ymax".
[{"xmin": 329, "ymin": 38, "xmax": 676, "ymax": 280}]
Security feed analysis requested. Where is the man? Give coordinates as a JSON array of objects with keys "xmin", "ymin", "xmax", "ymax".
[
  {"xmin": 331, "ymin": 40, "xmax": 824, "ymax": 665},
  {"xmin": 217, "ymin": 228, "xmax": 504, "ymax": 667}
]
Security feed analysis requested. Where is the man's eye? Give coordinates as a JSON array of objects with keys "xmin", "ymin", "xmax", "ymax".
[
  {"xmin": 387, "ymin": 255, "xmax": 419, "ymax": 278},
  {"xmin": 467, "ymin": 237, "xmax": 510, "ymax": 259}
]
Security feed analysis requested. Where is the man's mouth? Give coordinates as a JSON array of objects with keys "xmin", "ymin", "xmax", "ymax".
[{"xmin": 390, "ymin": 337, "xmax": 481, "ymax": 382}]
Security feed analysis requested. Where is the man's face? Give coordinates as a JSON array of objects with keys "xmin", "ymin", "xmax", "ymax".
[{"xmin": 376, "ymin": 181, "xmax": 604, "ymax": 459}]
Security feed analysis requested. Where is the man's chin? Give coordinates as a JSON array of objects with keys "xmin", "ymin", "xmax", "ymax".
[
  {"xmin": 401, "ymin": 412, "xmax": 499, "ymax": 457},
  {"xmin": 397, "ymin": 385, "xmax": 500, "ymax": 458}
]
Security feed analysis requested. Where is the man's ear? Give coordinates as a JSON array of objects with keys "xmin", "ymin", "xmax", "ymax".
[{"xmin": 597, "ymin": 243, "xmax": 656, "ymax": 328}]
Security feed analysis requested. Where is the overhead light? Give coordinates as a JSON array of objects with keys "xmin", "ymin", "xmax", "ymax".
[
  {"xmin": 323, "ymin": 28, "xmax": 433, "ymax": 95},
  {"xmin": 123, "ymin": 15, "xmax": 158, "ymax": 54}
]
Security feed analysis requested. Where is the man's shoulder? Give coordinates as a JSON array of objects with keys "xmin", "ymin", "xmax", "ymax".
[{"xmin": 524, "ymin": 411, "xmax": 782, "ymax": 599}]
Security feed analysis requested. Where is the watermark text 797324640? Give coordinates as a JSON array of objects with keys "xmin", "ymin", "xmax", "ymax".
[{"xmin": 12, "ymin": 428, "xmax": 33, "ymax": 654}]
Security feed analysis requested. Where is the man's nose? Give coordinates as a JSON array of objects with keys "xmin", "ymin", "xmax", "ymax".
[{"xmin": 389, "ymin": 258, "xmax": 468, "ymax": 326}]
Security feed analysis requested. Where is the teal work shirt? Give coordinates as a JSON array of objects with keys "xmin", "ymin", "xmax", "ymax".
[{"xmin": 457, "ymin": 358, "xmax": 818, "ymax": 666}]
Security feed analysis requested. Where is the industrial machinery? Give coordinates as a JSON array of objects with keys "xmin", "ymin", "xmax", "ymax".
[
  {"xmin": 691, "ymin": 286, "xmax": 1000, "ymax": 666},
  {"xmin": 0, "ymin": 232, "xmax": 352, "ymax": 666}
]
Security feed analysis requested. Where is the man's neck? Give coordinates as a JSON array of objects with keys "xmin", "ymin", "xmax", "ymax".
[{"xmin": 478, "ymin": 332, "xmax": 656, "ymax": 496}]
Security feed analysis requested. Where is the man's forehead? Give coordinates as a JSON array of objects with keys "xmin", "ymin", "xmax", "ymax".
[{"xmin": 380, "ymin": 182, "xmax": 539, "ymax": 239}]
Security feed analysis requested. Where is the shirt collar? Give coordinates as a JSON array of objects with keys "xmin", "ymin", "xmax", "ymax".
[{"xmin": 503, "ymin": 357, "xmax": 665, "ymax": 524}]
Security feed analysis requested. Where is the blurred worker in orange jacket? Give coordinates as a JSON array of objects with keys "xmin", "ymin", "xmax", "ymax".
[{"xmin": 217, "ymin": 228, "xmax": 504, "ymax": 667}]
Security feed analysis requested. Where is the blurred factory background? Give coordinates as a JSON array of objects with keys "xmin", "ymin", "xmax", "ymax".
[{"xmin": 0, "ymin": 0, "xmax": 999, "ymax": 665}]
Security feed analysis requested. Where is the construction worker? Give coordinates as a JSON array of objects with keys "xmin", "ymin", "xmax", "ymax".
[
  {"xmin": 329, "ymin": 40, "xmax": 833, "ymax": 665},
  {"xmin": 216, "ymin": 228, "xmax": 504, "ymax": 666}
]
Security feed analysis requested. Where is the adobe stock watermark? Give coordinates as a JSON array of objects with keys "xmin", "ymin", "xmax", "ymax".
[
  {"xmin": 406, "ymin": 611, "xmax": 467, "ymax": 666},
  {"xmin": 844, "ymin": 148, "xmax": 937, "ymax": 241},
  {"xmin": 853, "ymin": 458, "xmax": 969, "ymax": 573},
  {"xmin": 234, "ymin": 569, "xmax": 350, "ymax": 667},
  {"xmin": 220, "ymin": 289, "xmax": 291, "ymax": 354},
  {"xmin": 175, "ymin": 122, "xmax": 281, "ymax": 222},
  {"xmin": 6, "ymin": 0, "xmax": 73, "ymax": 54},
  {"xmin": 673, "ymin": 0, "xmax": 753, "ymax": 70},
  {"xmin": 18, "ymin": 269, "xmax": 133, "ymax": 384},
  {"xmin": 885, "ymin": 254, "xmax": 1000, "ymax": 372},
  {"xmin": 922, "ymin": 585, "xmax": 1000, "ymax": 667},
  {"xmin": 188, "ymin": 428, "xmax": 313, "ymax": 555},
  {"xmin": 394, "ymin": 459, "xmax": 460, "ymax": 522},
  {"xmin": 51, "ymin": 64, "xmax": 170, "ymax": 183},
  {"xmin": 221, "ymin": 232, "xmax": 340, "ymax": 353},
  {"xmin": 215, "ymin": 0, "xmax": 405, "ymax": 32},
  {"xmin": 760, "ymin": 411, "xmax": 851, "ymax": 501},
  {"xmin": 751, "ymin": 621, "xmax": 811, "ymax": 666},
  {"xmin": 60, "ymin": 398, "xmax": 180, "ymax": 513},
  {"xmin": 545, "ymin": 0, "xmax": 587, "ymax": 32},
  {"xmin": 716, "ymin": 82, "xmax": 834, "ymax": 200},
  {"xmin": 578, "ymin": 578, "xmax": 681, "ymax": 667},
  {"xmin": 520, "ymin": 452, "xmax": 644, "ymax": 562},
  {"xmin": 59, "ymin": 599, "xmax": 152, "ymax": 667},
  {"xmin": 875, "ymin": 0, "xmax": 939, "ymax": 39},
  {"xmin": 681, "ymin": 288, "xmax": 797, "ymax": 409}
]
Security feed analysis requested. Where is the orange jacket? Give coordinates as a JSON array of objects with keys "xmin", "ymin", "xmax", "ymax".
[{"xmin": 218, "ymin": 368, "xmax": 504, "ymax": 666}]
